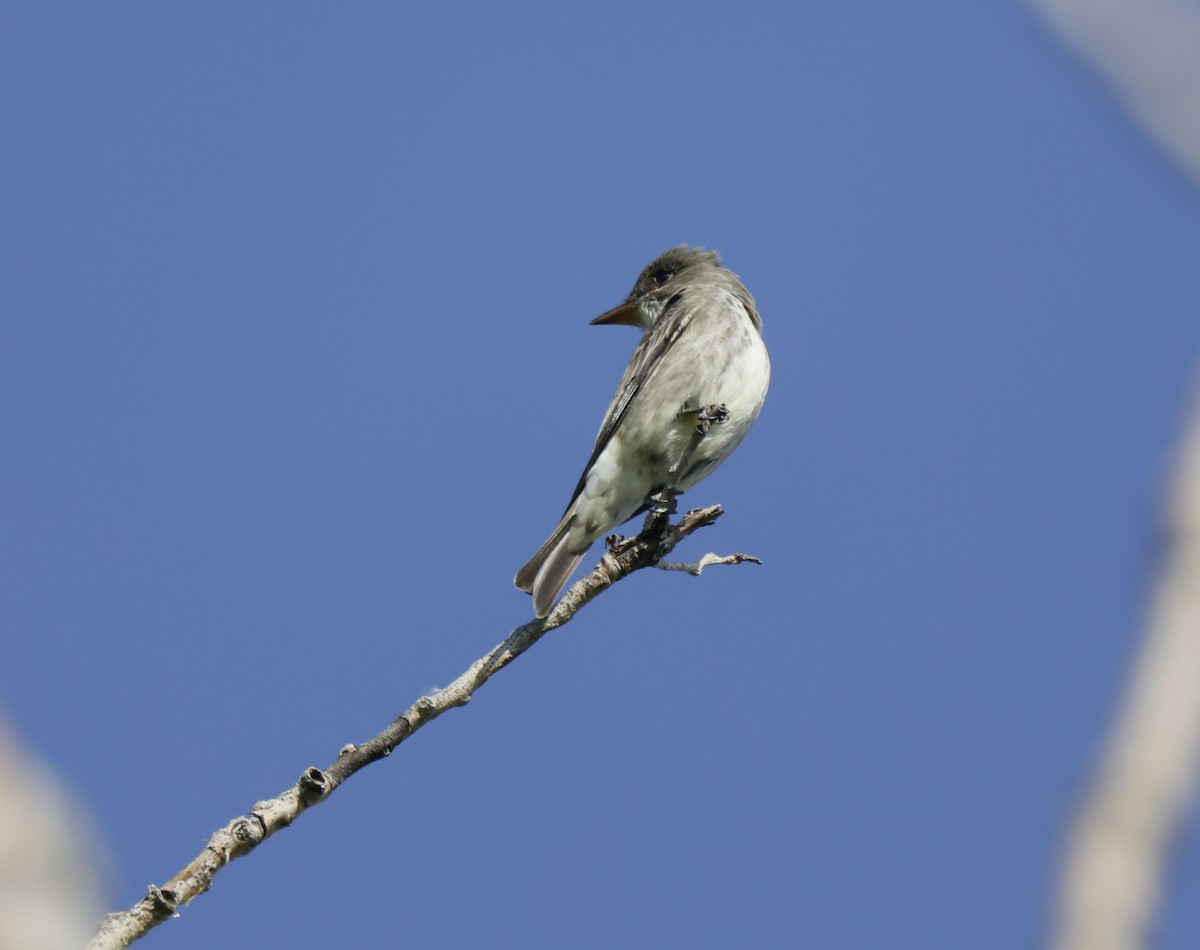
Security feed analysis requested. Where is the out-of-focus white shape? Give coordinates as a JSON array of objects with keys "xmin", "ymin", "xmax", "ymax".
[
  {"xmin": 1052, "ymin": 380, "xmax": 1200, "ymax": 950},
  {"xmin": 1029, "ymin": 0, "xmax": 1200, "ymax": 185},
  {"xmin": 0, "ymin": 717, "xmax": 104, "ymax": 950}
]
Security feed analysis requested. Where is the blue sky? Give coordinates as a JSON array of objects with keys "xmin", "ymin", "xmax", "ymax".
[{"xmin": 3, "ymin": 3, "xmax": 1199, "ymax": 947}]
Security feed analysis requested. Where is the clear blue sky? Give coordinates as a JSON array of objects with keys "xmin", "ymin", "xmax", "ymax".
[{"xmin": 3, "ymin": 3, "xmax": 1199, "ymax": 947}]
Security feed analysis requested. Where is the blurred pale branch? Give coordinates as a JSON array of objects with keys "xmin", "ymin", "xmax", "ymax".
[
  {"xmin": 87, "ymin": 502, "xmax": 758, "ymax": 949},
  {"xmin": 1030, "ymin": 3, "xmax": 1200, "ymax": 946},
  {"xmin": 1051, "ymin": 377, "xmax": 1200, "ymax": 950},
  {"xmin": 1027, "ymin": 0, "xmax": 1200, "ymax": 187},
  {"xmin": 0, "ymin": 718, "xmax": 103, "ymax": 950}
]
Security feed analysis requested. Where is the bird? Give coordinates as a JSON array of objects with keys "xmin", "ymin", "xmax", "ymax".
[{"xmin": 514, "ymin": 245, "xmax": 770, "ymax": 617}]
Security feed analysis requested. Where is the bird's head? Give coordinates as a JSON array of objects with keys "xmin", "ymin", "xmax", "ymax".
[{"xmin": 590, "ymin": 246, "xmax": 721, "ymax": 329}]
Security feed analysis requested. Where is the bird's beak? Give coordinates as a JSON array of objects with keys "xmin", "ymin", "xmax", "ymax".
[{"xmin": 590, "ymin": 299, "xmax": 642, "ymax": 326}]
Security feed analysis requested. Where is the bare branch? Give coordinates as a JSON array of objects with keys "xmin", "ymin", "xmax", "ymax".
[
  {"xmin": 87, "ymin": 503, "xmax": 759, "ymax": 949},
  {"xmin": 656, "ymin": 552, "xmax": 763, "ymax": 575}
]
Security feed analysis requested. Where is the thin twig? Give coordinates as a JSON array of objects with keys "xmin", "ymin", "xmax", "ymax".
[
  {"xmin": 656, "ymin": 552, "xmax": 762, "ymax": 575},
  {"xmin": 87, "ymin": 503, "xmax": 758, "ymax": 949}
]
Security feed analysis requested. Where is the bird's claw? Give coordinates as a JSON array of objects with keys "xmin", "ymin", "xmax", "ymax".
[
  {"xmin": 696, "ymin": 403, "xmax": 729, "ymax": 434},
  {"xmin": 605, "ymin": 532, "xmax": 631, "ymax": 554},
  {"xmin": 649, "ymin": 488, "xmax": 679, "ymax": 518}
]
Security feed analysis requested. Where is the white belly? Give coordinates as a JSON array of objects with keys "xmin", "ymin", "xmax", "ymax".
[{"xmin": 567, "ymin": 301, "xmax": 770, "ymax": 550}]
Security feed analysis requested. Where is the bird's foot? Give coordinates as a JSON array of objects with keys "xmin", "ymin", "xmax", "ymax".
[
  {"xmin": 642, "ymin": 487, "xmax": 681, "ymax": 539},
  {"xmin": 605, "ymin": 532, "xmax": 629, "ymax": 554},
  {"xmin": 650, "ymin": 487, "xmax": 679, "ymax": 517},
  {"xmin": 696, "ymin": 403, "xmax": 729, "ymax": 435}
]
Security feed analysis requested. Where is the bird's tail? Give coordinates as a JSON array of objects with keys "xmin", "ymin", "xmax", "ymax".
[{"xmin": 514, "ymin": 516, "xmax": 588, "ymax": 618}]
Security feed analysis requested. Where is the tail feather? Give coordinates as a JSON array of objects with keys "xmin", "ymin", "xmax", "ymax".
[
  {"xmin": 532, "ymin": 544, "xmax": 586, "ymax": 618},
  {"xmin": 515, "ymin": 517, "xmax": 588, "ymax": 617},
  {"xmin": 514, "ymin": 518, "xmax": 569, "ymax": 592}
]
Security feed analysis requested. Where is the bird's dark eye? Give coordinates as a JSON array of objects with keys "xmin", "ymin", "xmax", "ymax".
[{"xmin": 651, "ymin": 268, "xmax": 674, "ymax": 286}]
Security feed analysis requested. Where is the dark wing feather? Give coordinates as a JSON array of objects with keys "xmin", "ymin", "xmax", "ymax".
[{"xmin": 562, "ymin": 289, "xmax": 696, "ymax": 513}]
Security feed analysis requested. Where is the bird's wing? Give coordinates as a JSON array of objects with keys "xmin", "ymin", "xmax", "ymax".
[{"xmin": 563, "ymin": 288, "xmax": 696, "ymax": 512}]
